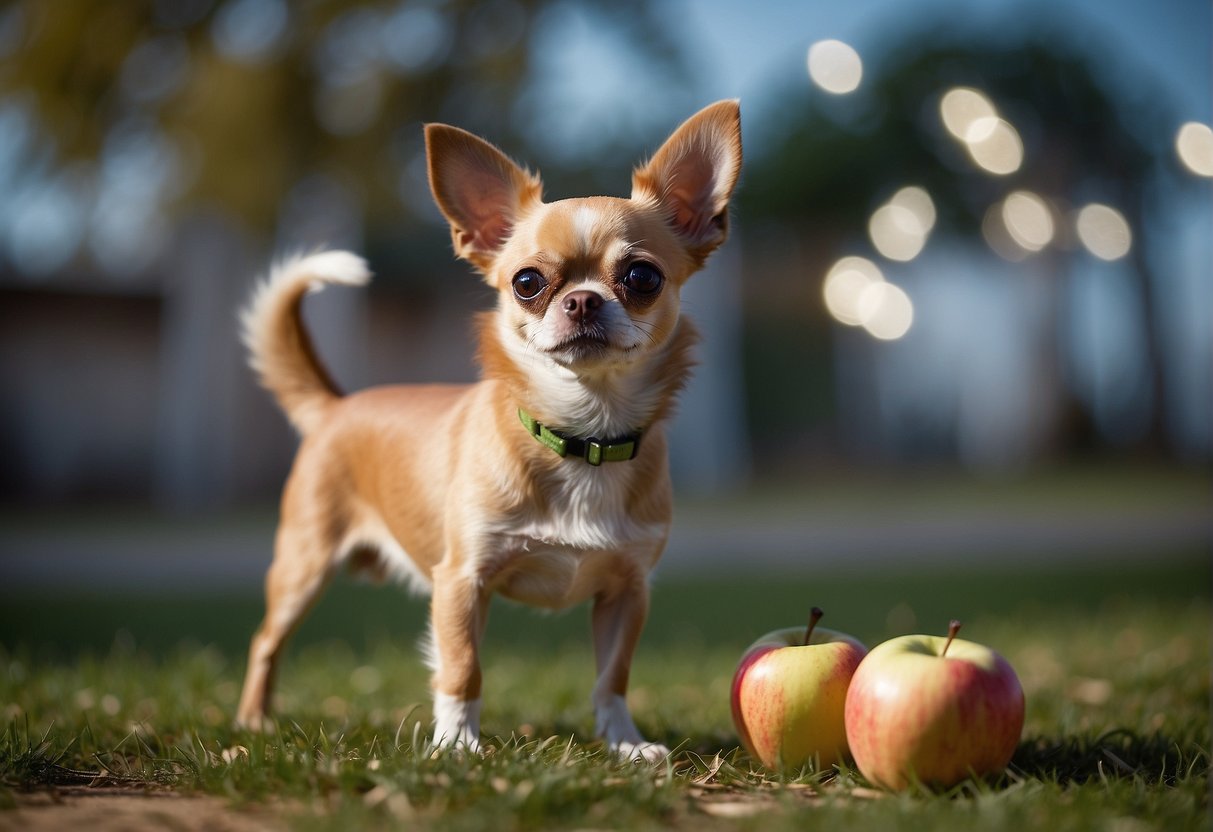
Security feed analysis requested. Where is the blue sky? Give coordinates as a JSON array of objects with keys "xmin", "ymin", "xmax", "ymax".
[
  {"xmin": 675, "ymin": 0, "xmax": 1210, "ymax": 119},
  {"xmin": 526, "ymin": 0, "xmax": 1211, "ymax": 163}
]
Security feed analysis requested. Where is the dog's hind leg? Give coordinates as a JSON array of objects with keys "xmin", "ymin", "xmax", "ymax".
[{"xmin": 236, "ymin": 522, "xmax": 336, "ymax": 730}]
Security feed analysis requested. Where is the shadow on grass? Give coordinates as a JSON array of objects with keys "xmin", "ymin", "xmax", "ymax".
[{"xmin": 1013, "ymin": 729, "xmax": 1210, "ymax": 786}]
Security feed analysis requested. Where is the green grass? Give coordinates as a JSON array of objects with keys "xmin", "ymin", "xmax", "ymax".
[{"xmin": 2, "ymin": 554, "xmax": 1210, "ymax": 830}]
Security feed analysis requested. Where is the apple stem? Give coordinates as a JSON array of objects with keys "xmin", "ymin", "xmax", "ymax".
[
  {"xmin": 804, "ymin": 607, "xmax": 824, "ymax": 646},
  {"xmin": 942, "ymin": 619, "xmax": 962, "ymax": 657}
]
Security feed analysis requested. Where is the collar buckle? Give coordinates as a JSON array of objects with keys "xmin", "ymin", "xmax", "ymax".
[{"xmin": 518, "ymin": 409, "xmax": 641, "ymax": 465}]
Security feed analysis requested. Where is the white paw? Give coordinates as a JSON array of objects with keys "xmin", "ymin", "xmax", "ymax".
[
  {"xmin": 611, "ymin": 739, "xmax": 671, "ymax": 764},
  {"xmin": 594, "ymin": 693, "xmax": 667, "ymax": 763},
  {"xmin": 430, "ymin": 693, "xmax": 481, "ymax": 754}
]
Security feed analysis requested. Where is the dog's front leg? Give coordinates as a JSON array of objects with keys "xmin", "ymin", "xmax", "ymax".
[
  {"xmin": 428, "ymin": 560, "xmax": 489, "ymax": 753},
  {"xmin": 591, "ymin": 576, "xmax": 670, "ymax": 763}
]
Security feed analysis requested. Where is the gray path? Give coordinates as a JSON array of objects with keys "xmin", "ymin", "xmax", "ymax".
[{"xmin": 2, "ymin": 502, "xmax": 1207, "ymax": 592}]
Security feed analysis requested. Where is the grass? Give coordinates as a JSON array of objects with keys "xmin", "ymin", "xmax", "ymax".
[{"xmin": 1, "ymin": 552, "xmax": 1209, "ymax": 830}]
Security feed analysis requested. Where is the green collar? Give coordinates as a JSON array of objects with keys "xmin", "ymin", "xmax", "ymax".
[{"xmin": 518, "ymin": 409, "xmax": 642, "ymax": 465}]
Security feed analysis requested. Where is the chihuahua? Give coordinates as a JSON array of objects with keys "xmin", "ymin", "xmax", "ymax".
[{"xmin": 235, "ymin": 100, "xmax": 742, "ymax": 761}]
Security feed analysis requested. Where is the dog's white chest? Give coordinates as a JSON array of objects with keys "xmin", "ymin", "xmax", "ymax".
[{"xmin": 486, "ymin": 466, "xmax": 667, "ymax": 608}]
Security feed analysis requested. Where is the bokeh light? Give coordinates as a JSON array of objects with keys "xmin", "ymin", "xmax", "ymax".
[
  {"xmin": 823, "ymin": 256, "xmax": 913, "ymax": 340},
  {"xmin": 823, "ymin": 256, "xmax": 883, "ymax": 325},
  {"xmin": 8, "ymin": 174, "xmax": 87, "ymax": 276},
  {"xmin": 868, "ymin": 186, "xmax": 931, "ymax": 261},
  {"xmin": 940, "ymin": 87, "xmax": 1023, "ymax": 175},
  {"xmin": 88, "ymin": 120, "xmax": 182, "ymax": 276},
  {"xmin": 940, "ymin": 87, "xmax": 997, "ymax": 141},
  {"xmin": 868, "ymin": 186, "xmax": 936, "ymax": 262},
  {"xmin": 314, "ymin": 7, "xmax": 385, "ymax": 84},
  {"xmin": 868, "ymin": 205, "xmax": 922, "ymax": 261},
  {"xmin": 211, "ymin": 0, "xmax": 289, "ymax": 63},
  {"xmin": 807, "ymin": 39, "xmax": 863, "ymax": 95},
  {"xmin": 965, "ymin": 118, "xmax": 1023, "ymax": 175},
  {"xmin": 119, "ymin": 36, "xmax": 192, "ymax": 104},
  {"xmin": 381, "ymin": 5, "xmax": 453, "ymax": 75},
  {"xmin": 857, "ymin": 281, "xmax": 914, "ymax": 340},
  {"xmin": 1001, "ymin": 190, "xmax": 1054, "ymax": 252},
  {"xmin": 1076, "ymin": 203, "xmax": 1132, "ymax": 260},
  {"xmin": 890, "ymin": 186, "xmax": 936, "ymax": 233},
  {"xmin": 1175, "ymin": 121, "xmax": 1213, "ymax": 177}
]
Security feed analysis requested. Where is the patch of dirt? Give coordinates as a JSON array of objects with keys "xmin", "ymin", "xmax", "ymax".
[{"xmin": 1, "ymin": 788, "xmax": 283, "ymax": 832}]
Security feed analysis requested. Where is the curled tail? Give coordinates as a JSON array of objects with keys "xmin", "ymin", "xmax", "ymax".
[{"xmin": 240, "ymin": 250, "xmax": 371, "ymax": 435}]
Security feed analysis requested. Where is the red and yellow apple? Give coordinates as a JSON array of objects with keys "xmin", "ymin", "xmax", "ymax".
[
  {"xmin": 844, "ymin": 620, "xmax": 1025, "ymax": 790},
  {"xmin": 731, "ymin": 608, "xmax": 868, "ymax": 770}
]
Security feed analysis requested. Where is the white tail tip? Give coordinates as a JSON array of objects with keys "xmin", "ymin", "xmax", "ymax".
[{"xmin": 283, "ymin": 250, "xmax": 371, "ymax": 291}]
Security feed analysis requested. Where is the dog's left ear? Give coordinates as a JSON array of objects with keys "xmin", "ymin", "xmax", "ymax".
[{"xmin": 632, "ymin": 100, "xmax": 743, "ymax": 262}]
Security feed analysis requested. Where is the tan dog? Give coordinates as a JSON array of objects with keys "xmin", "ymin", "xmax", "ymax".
[{"xmin": 235, "ymin": 100, "xmax": 742, "ymax": 761}]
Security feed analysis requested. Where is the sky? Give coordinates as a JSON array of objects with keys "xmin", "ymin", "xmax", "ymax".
[
  {"xmin": 674, "ymin": 0, "xmax": 1211, "ymax": 121},
  {"xmin": 522, "ymin": 0, "xmax": 1212, "ymax": 176}
]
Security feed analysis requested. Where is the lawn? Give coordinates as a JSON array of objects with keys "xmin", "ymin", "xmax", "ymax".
[{"xmin": 1, "ymin": 549, "xmax": 1209, "ymax": 830}]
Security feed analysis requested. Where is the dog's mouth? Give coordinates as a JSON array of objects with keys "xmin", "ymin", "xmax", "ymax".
[{"xmin": 549, "ymin": 327, "xmax": 613, "ymax": 359}]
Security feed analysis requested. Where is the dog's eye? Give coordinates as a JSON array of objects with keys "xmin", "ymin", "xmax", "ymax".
[
  {"xmin": 512, "ymin": 269, "xmax": 548, "ymax": 301},
  {"xmin": 622, "ymin": 262, "xmax": 663, "ymax": 295}
]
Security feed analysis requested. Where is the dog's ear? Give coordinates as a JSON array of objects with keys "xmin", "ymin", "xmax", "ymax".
[
  {"xmin": 425, "ymin": 124, "xmax": 543, "ymax": 273},
  {"xmin": 632, "ymin": 100, "xmax": 743, "ymax": 263}
]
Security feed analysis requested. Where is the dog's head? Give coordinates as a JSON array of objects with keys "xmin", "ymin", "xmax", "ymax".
[{"xmin": 425, "ymin": 101, "xmax": 742, "ymax": 374}]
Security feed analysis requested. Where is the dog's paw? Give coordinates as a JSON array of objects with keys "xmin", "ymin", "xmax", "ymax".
[
  {"xmin": 430, "ymin": 693, "xmax": 482, "ymax": 756},
  {"xmin": 611, "ymin": 739, "xmax": 671, "ymax": 764},
  {"xmin": 594, "ymin": 693, "xmax": 668, "ymax": 764}
]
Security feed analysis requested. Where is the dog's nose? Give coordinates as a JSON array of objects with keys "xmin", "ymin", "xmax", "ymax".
[{"xmin": 562, "ymin": 290, "xmax": 603, "ymax": 324}]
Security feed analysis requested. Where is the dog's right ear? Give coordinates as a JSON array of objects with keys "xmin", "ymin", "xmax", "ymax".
[{"xmin": 425, "ymin": 124, "xmax": 543, "ymax": 274}]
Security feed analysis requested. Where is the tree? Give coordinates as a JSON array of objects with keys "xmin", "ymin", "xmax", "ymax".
[{"xmin": 0, "ymin": 0, "xmax": 690, "ymax": 265}]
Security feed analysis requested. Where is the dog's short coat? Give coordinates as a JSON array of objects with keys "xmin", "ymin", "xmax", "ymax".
[{"xmin": 235, "ymin": 100, "xmax": 742, "ymax": 761}]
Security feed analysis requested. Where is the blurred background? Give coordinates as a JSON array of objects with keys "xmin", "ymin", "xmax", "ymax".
[{"xmin": 0, "ymin": 0, "xmax": 1209, "ymax": 605}]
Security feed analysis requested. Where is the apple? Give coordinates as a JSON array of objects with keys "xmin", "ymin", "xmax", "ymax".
[
  {"xmin": 731, "ymin": 608, "xmax": 868, "ymax": 770},
  {"xmin": 844, "ymin": 620, "xmax": 1025, "ymax": 791}
]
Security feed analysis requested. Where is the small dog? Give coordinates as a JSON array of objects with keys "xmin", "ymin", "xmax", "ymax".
[{"xmin": 235, "ymin": 100, "xmax": 742, "ymax": 761}]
